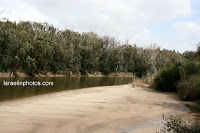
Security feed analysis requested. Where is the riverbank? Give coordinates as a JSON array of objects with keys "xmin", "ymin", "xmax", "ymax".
[
  {"xmin": 0, "ymin": 85, "xmax": 190, "ymax": 133},
  {"xmin": 0, "ymin": 72, "xmax": 134, "ymax": 78}
]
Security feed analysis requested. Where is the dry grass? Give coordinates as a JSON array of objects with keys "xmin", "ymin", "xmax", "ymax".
[
  {"xmin": 132, "ymin": 75, "xmax": 154, "ymax": 88},
  {"xmin": 159, "ymin": 114, "xmax": 200, "ymax": 133}
]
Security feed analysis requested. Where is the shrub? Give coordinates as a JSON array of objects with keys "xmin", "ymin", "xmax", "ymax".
[
  {"xmin": 159, "ymin": 114, "xmax": 200, "ymax": 133},
  {"xmin": 196, "ymin": 100, "xmax": 200, "ymax": 112},
  {"xmin": 153, "ymin": 62, "xmax": 181, "ymax": 92},
  {"xmin": 178, "ymin": 74, "xmax": 200, "ymax": 101},
  {"xmin": 179, "ymin": 61, "xmax": 200, "ymax": 80}
]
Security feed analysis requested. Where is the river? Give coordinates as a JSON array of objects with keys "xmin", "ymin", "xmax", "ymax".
[{"xmin": 0, "ymin": 77, "xmax": 133, "ymax": 102}]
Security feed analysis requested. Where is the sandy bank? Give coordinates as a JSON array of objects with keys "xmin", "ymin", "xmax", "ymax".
[{"xmin": 0, "ymin": 85, "xmax": 190, "ymax": 133}]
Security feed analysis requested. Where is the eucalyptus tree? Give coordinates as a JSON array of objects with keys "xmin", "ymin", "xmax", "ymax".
[
  {"xmin": 0, "ymin": 19, "xmax": 190, "ymax": 77},
  {"xmin": 197, "ymin": 43, "xmax": 200, "ymax": 58}
]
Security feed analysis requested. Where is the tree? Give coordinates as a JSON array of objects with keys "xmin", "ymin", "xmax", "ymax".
[
  {"xmin": 0, "ymin": 19, "xmax": 188, "ymax": 76},
  {"xmin": 197, "ymin": 43, "xmax": 200, "ymax": 58}
]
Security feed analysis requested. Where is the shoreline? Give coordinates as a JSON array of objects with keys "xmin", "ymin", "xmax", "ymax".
[
  {"xmin": 0, "ymin": 85, "xmax": 191, "ymax": 133},
  {"xmin": 0, "ymin": 72, "xmax": 134, "ymax": 78}
]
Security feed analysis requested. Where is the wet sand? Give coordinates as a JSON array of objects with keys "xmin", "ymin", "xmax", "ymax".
[{"xmin": 0, "ymin": 85, "xmax": 190, "ymax": 133}]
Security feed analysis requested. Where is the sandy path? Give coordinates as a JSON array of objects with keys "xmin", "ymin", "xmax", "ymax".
[{"xmin": 0, "ymin": 85, "xmax": 190, "ymax": 133}]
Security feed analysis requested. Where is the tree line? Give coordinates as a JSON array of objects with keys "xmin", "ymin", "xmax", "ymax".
[{"xmin": 0, "ymin": 19, "xmax": 198, "ymax": 77}]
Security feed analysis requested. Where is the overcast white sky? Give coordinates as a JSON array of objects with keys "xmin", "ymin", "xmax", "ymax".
[{"xmin": 1, "ymin": 0, "xmax": 200, "ymax": 52}]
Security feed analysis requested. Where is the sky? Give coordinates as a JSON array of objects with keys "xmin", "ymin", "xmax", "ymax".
[{"xmin": 0, "ymin": 0, "xmax": 200, "ymax": 52}]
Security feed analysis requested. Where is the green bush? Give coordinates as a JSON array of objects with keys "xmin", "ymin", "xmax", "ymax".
[
  {"xmin": 153, "ymin": 62, "xmax": 181, "ymax": 92},
  {"xmin": 178, "ymin": 75, "xmax": 200, "ymax": 101},
  {"xmin": 196, "ymin": 100, "xmax": 200, "ymax": 112},
  {"xmin": 196, "ymin": 76, "xmax": 200, "ymax": 97},
  {"xmin": 179, "ymin": 61, "xmax": 200, "ymax": 79}
]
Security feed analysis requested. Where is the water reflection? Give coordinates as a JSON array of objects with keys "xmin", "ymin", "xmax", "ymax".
[{"xmin": 0, "ymin": 77, "xmax": 133, "ymax": 102}]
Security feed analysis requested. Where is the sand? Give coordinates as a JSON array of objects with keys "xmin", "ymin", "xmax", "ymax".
[{"xmin": 0, "ymin": 85, "xmax": 190, "ymax": 133}]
